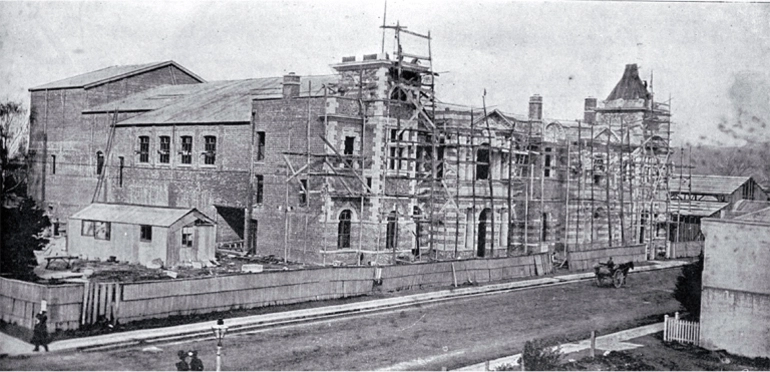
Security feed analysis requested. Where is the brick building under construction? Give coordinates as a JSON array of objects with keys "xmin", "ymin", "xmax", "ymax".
[{"xmin": 27, "ymin": 26, "xmax": 674, "ymax": 267}]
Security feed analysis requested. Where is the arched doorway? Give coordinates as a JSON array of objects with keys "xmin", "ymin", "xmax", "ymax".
[
  {"xmin": 337, "ymin": 210, "xmax": 352, "ymax": 248},
  {"xmin": 478, "ymin": 208, "xmax": 491, "ymax": 257}
]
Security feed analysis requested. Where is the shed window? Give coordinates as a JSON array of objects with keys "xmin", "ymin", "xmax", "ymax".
[
  {"xmin": 180, "ymin": 136, "xmax": 193, "ymax": 164},
  {"xmin": 256, "ymin": 132, "xmax": 266, "ymax": 161},
  {"xmin": 140, "ymin": 225, "xmax": 152, "ymax": 242},
  {"xmin": 94, "ymin": 221, "xmax": 111, "ymax": 241},
  {"xmin": 139, "ymin": 136, "xmax": 150, "ymax": 163},
  {"xmin": 204, "ymin": 136, "xmax": 216, "ymax": 165},
  {"xmin": 82, "ymin": 220, "xmax": 94, "ymax": 236},
  {"xmin": 182, "ymin": 226, "xmax": 193, "ymax": 247},
  {"xmin": 159, "ymin": 136, "xmax": 170, "ymax": 164},
  {"xmin": 51, "ymin": 155, "xmax": 56, "ymax": 174}
]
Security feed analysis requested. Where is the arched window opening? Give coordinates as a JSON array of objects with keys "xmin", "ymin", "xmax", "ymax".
[
  {"xmin": 96, "ymin": 151, "xmax": 105, "ymax": 175},
  {"xmin": 386, "ymin": 211, "xmax": 398, "ymax": 250},
  {"xmin": 337, "ymin": 210, "xmax": 352, "ymax": 248}
]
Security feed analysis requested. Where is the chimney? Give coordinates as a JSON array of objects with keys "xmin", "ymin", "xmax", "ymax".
[
  {"xmin": 584, "ymin": 97, "xmax": 597, "ymax": 124},
  {"xmin": 528, "ymin": 94, "xmax": 543, "ymax": 121},
  {"xmin": 282, "ymin": 72, "xmax": 301, "ymax": 99}
]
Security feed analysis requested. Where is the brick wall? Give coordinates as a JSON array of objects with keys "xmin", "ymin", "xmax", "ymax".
[{"xmin": 27, "ymin": 65, "xmax": 202, "ymax": 225}]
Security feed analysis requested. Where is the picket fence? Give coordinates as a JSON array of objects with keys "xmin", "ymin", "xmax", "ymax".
[{"xmin": 664, "ymin": 312, "xmax": 700, "ymax": 346}]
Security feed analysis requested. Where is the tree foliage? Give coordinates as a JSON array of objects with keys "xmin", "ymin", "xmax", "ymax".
[
  {"xmin": 673, "ymin": 252, "xmax": 704, "ymax": 319},
  {"xmin": 0, "ymin": 101, "xmax": 46, "ymax": 281},
  {"xmin": 517, "ymin": 339, "xmax": 562, "ymax": 371},
  {"xmin": 1, "ymin": 197, "xmax": 48, "ymax": 280}
]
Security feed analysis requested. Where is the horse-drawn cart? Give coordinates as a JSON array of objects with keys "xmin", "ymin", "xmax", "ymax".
[{"xmin": 593, "ymin": 261, "xmax": 634, "ymax": 288}]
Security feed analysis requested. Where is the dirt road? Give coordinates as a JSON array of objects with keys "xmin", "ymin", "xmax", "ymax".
[{"xmin": 1, "ymin": 269, "xmax": 681, "ymax": 371}]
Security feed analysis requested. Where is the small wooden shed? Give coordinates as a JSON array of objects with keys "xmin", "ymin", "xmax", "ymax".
[{"xmin": 68, "ymin": 203, "xmax": 216, "ymax": 267}]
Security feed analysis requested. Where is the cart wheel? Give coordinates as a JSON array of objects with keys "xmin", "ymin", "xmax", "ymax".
[{"xmin": 613, "ymin": 271, "xmax": 624, "ymax": 288}]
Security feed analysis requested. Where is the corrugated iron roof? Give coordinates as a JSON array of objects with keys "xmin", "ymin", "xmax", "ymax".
[
  {"xmin": 734, "ymin": 205, "xmax": 770, "ymax": 223},
  {"xmin": 84, "ymin": 83, "xmax": 223, "ymax": 113},
  {"xmin": 669, "ymin": 200, "xmax": 728, "ymax": 217},
  {"xmin": 673, "ymin": 174, "xmax": 752, "ymax": 196},
  {"xmin": 70, "ymin": 203, "xmax": 213, "ymax": 227},
  {"xmin": 30, "ymin": 61, "xmax": 205, "ymax": 91},
  {"xmin": 606, "ymin": 64, "xmax": 651, "ymax": 102},
  {"xmin": 117, "ymin": 75, "xmax": 337, "ymax": 126},
  {"xmin": 722, "ymin": 200, "xmax": 770, "ymax": 219}
]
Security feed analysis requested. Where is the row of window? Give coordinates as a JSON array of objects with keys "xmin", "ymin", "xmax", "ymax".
[
  {"xmin": 134, "ymin": 132, "xmax": 267, "ymax": 166},
  {"xmin": 82, "ymin": 220, "xmax": 196, "ymax": 247}
]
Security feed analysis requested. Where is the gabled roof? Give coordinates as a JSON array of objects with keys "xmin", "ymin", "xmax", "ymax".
[
  {"xmin": 70, "ymin": 203, "xmax": 214, "ymax": 227},
  {"xmin": 30, "ymin": 61, "xmax": 205, "ymax": 91},
  {"xmin": 606, "ymin": 64, "xmax": 650, "ymax": 101},
  {"xmin": 674, "ymin": 174, "xmax": 754, "ymax": 196},
  {"xmin": 117, "ymin": 75, "xmax": 337, "ymax": 126}
]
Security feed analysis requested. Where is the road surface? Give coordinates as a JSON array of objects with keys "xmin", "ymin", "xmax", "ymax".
[{"xmin": 1, "ymin": 268, "xmax": 681, "ymax": 371}]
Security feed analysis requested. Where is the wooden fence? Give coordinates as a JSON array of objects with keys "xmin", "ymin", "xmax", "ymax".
[
  {"xmin": 379, "ymin": 253, "xmax": 551, "ymax": 292},
  {"xmin": 664, "ymin": 312, "xmax": 700, "ymax": 346},
  {"xmin": 670, "ymin": 241, "xmax": 703, "ymax": 259},
  {"xmin": 0, "ymin": 252, "xmax": 549, "ymax": 330},
  {"xmin": 567, "ymin": 244, "xmax": 646, "ymax": 271},
  {"xmin": 0, "ymin": 277, "xmax": 83, "ymax": 333}
]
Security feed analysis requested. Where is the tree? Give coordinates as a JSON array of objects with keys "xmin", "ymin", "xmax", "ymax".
[
  {"xmin": 673, "ymin": 252, "xmax": 704, "ymax": 319},
  {"xmin": 1, "ymin": 198, "xmax": 49, "ymax": 280},
  {"xmin": 0, "ymin": 101, "xmax": 30, "ymax": 201},
  {"xmin": 0, "ymin": 101, "xmax": 46, "ymax": 281}
]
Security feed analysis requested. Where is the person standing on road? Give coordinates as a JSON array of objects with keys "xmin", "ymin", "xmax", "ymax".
[
  {"xmin": 175, "ymin": 350, "xmax": 190, "ymax": 371},
  {"xmin": 31, "ymin": 310, "xmax": 50, "ymax": 352},
  {"xmin": 189, "ymin": 350, "xmax": 204, "ymax": 371}
]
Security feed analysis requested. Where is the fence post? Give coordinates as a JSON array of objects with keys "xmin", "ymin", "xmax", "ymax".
[
  {"xmin": 663, "ymin": 314, "xmax": 668, "ymax": 341},
  {"xmin": 590, "ymin": 330, "xmax": 596, "ymax": 358}
]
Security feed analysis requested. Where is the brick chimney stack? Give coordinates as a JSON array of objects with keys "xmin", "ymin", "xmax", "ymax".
[
  {"xmin": 584, "ymin": 97, "xmax": 597, "ymax": 124},
  {"xmin": 528, "ymin": 94, "xmax": 543, "ymax": 121},
  {"xmin": 283, "ymin": 72, "xmax": 301, "ymax": 99}
]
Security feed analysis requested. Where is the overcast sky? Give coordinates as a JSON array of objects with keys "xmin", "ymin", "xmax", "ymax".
[{"xmin": 2, "ymin": 1, "xmax": 769, "ymax": 146}]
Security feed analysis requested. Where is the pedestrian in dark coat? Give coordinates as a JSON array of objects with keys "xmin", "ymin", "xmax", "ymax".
[
  {"xmin": 175, "ymin": 350, "xmax": 190, "ymax": 371},
  {"xmin": 31, "ymin": 310, "xmax": 50, "ymax": 352},
  {"xmin": 189, "ymin": 350, "xmax": 204, "ymax": 371}
]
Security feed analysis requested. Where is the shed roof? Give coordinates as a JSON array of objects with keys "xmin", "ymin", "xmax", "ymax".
[
  {"xmin": 30, "ymin": 61, "xmax": 205, "ymax": 91},
  {"xmin": 116, "ymin": 75, "xmax": 337, "ymax": 126},
  {"xmin": 734, "ymin": 206, "xmax": 770, "ymax": 223},
  {"xmin": 70, "ymin": 203, "xmax": 213, "ymax": 227},
  {"xmin": 674, "ymin": 174, "xmax": 753, "ymax": 196},
  {"xmin": 669, "ymin": 200, "xmax": 728, "ymax": 217}
]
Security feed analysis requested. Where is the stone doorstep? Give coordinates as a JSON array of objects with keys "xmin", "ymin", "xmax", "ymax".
[{"xmin": 8, "ymin": 261, "xmax": 688, "ymax": 355}]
